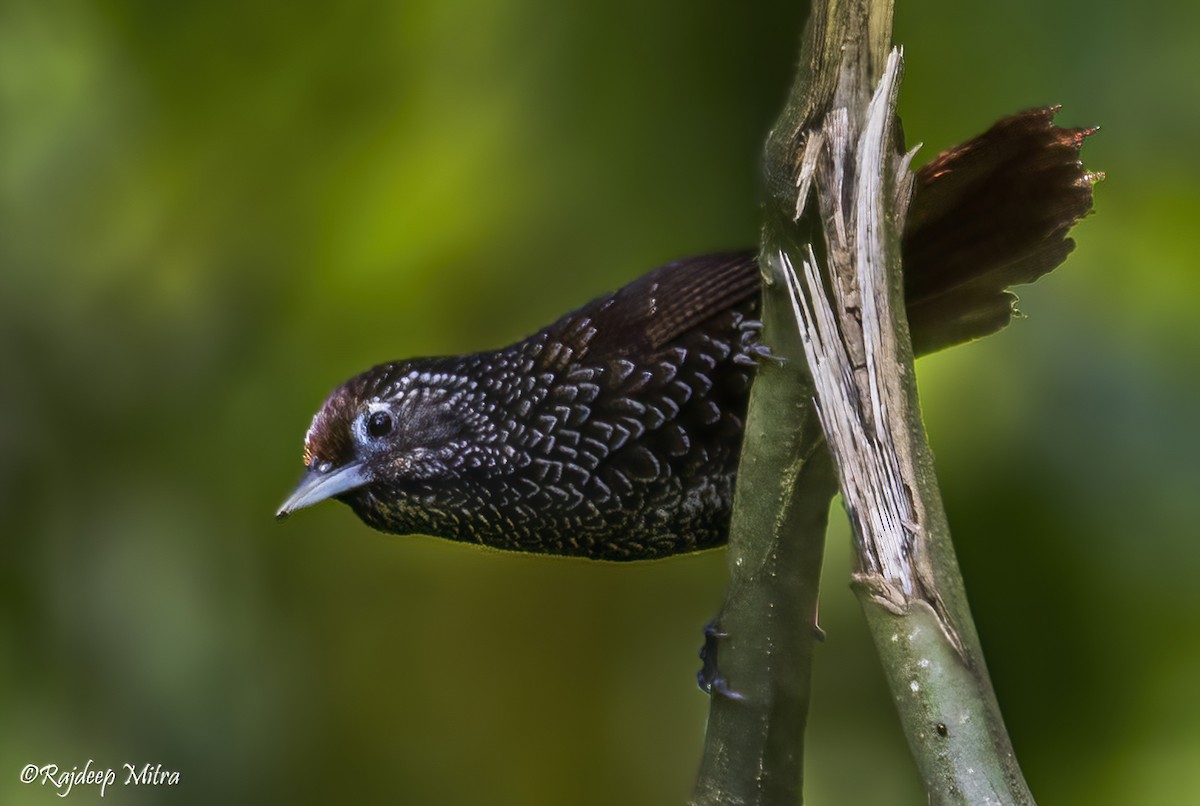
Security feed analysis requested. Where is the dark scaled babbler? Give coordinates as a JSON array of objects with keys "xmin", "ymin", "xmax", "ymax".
[{"xmin": 277, "ymin": 109, "xmax": 1096, "ymax": 561}]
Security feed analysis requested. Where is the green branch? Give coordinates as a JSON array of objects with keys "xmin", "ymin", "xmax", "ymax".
[
  {"xmin": 689, "ymin": 273, "xmax": 836, "ymax": 806},
  {"xmin": 777, "ymin": 10, "xmax": 1038, "ymax": 806},
  {"xmin": 690, "ymin": 1, "xmax": 892, "ymax": 803}
]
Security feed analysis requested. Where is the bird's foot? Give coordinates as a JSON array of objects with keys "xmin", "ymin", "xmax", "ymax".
[
  {"xmin": 733, "ymin": 319, "xmax": 786, "ymax": 367},
  {"xmin": 697, "ymin": 620, "xmax": 745, "ymax": 701}
]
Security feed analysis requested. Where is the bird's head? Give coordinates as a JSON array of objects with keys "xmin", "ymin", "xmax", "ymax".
[{"xmin": 276, "ymin": 358, "xmax": 497, "ymax": 526}]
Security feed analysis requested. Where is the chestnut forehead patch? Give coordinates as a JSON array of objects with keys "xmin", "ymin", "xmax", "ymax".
[{"xmin": 303, "ymin": 386, "xmax": 359, "ymax": 468}]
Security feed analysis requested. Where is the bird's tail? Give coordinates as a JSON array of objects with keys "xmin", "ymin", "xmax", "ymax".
[{"xmin": 902, "ymin": 107, "xmax": 1101, "ymax": 356}]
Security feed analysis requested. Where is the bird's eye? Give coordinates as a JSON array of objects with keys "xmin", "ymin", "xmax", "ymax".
[{"xmin": 366, "ymin": 410, "xmax": 394, "ymax": 439}]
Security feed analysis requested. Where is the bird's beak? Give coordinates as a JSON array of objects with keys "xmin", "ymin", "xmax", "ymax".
[{"xmin": 276, "ymin": 462, "xmax": 370, "ymax": 520}]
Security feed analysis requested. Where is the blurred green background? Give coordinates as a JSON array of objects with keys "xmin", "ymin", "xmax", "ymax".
[{"xmin": 2, "ymin": 0, "xmax": 1197, "ymax": 803}]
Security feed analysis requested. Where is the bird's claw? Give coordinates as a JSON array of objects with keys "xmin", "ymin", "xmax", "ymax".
[
  {"xmin": 733, "ymin": 343, "xmax": 785, "ymax": 367},
  {"xmin": 697, "ymin": 620, "xmax": 745, "ymax": 701}
]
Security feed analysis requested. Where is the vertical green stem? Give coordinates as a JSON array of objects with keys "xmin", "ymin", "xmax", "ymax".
[{"xmin": 691, "ymin": 1, "xmax": 891, "ymax": 803}]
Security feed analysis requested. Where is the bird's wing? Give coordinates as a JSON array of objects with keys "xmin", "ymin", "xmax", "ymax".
[{"xmin": 538, "ymin": 251, "xmax": 759, "ymax": 368}]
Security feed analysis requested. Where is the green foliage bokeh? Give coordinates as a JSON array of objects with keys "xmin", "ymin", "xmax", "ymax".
[{"xmin": 2, "ymin": 1, "xmax": 1198, "ymax": 803}]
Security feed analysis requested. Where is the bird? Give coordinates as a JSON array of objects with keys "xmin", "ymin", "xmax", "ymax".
[{"xmin": 277, "ymin": 108, "xmax": 1096, "ymax": 561}]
